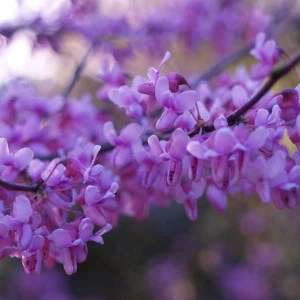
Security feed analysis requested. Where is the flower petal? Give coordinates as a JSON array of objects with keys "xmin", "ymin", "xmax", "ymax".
[
  {"xmin": 51, "ymin": 229, "xmax": 72, "ymax": 249},
  {"xmin": 104, "ymin": 121, "xmax": 118, "ymax": 145},
  {"xmin": 120, "ymin": 123, "xmax": 142, "ymax": 143},
  {"xmin": 206, "ymin": 184, "xmax": 227, "ymax": 211},
  {"xmin": 13, "ymin": 195, "xmax": 32, "ymax": 223},
  {"xmin": 155, "ymin": 76, "xmax": 169, "ymax": 104},
  {"xmin": 156, "ymin": 109, "xmax": 177, "ymax": 131},
  {"xmin": 14, "ymin": 147, "xmax": 34, "ymax": 170},
  {"xmin": 85, "ymin": 185, "xmax": 100, "ymax": 206},
  {"xmin": 79, "ymin": 218, "xmax": 94, "ymax": 242},
  {"xmin": 175, "ymin": 90, "xmax": 197, "ymax": 113}
]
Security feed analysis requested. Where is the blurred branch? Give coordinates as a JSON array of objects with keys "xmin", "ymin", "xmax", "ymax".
[
  {"xmin": 192, "ymin": 0, "xmax": 296, "ymax": 87},
  {"xmin": 63, "ymin": 41, "xmax": 97, "ymax": 98},
  {"xmin": 192, "ymin": 43, "xmax": 253, "ymax": 86}
]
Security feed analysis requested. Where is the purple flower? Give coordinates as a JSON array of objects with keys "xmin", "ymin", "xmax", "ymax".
[
  {"xmin": 41, "ymin": 160, "xmax": 69, "ymax": 187},
  {"xmin": 206, "ymin": 184, "xmax": 227, "ymax": 211},
  {"xmin": 0, "ymin": 138, "xmax": 34, "ymax": 172},
  {"xmin": 50, "ymin": 220, "xmax": 111, "ymax": 275},
  {"xmin": 97, "ymin": 60, "xmax": 128, "ymax": 100},
  {"xmin": 250, "ymin": 32, "xmax": 280, "ymax": 80},
  {"xmin": 138, "ymin": 51, "xmax": 171, "ymax": 96},
  {"xmin": 177, "ymin": 180, "xmax": 205, "ymax": 221},
  {"xmin": 155, "ymin": 76, "xmax": 197, "ymax": 131},
  {"xmin": 243, "ymin": 150, "xmax": 287, "ymax": 203},
  {"xmin": 13, "ymin": 195, "xmax": 32, "ymax": 224},
  {"xmin": 276, "ymin": 88, "xmax": 300, "ymax": 122},
  {"xmin": 231, "ymin": 85, "xmax": 249, "ymax": 108},
  {"xmin": 108, "ymin": 76, "xmax": 146, "ymax": 120},
  {"xmin": 104, "ymin": 121, "xmax": 142, "ymax": 168},
  {"xmin": 148, "ymin": 129, "xmax": 190, "ymax": 186},
  {"xmin": 132, "ymin": 141, "xmax": 159, "ymax": 187},
  {"xmin": 85, "ymin": 183, "xmax": 118, "ymax": 206}
]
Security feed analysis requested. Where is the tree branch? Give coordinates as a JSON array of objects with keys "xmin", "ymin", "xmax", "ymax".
[
  {"xmin": 227, "ymin": 51, "xmax": 300, "ymax": 126},
  {"xmin": 0, "ymin": 179, "xmax": 39, "ymax": 193},
  {"xmin": 189, "ymin": 49, "xmax": 300, "ymax": 136}
]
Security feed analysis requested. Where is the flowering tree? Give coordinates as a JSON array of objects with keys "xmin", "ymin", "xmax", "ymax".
[{"xmin": 0, "ymin": 0, "xmax": 299, "ymax": 283}]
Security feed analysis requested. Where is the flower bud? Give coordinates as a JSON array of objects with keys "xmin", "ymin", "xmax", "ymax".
[
  {"xmin": 165, "ymin": 72, "xmax": 190, "ymax": 92},
  {"xmin": 278, "ymin": 88, "xmax": 299, "ymax": 121},
  {"xmin": 167, "ymin": 159, "xmax": 182, "ymax": 186}
]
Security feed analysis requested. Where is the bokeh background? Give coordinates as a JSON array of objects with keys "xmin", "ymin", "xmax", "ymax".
[{"xmin": 0, "ymin": 0, "xmax": 300, "ymax": 299}]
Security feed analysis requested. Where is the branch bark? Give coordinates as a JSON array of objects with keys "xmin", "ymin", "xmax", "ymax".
[{"xmin": 0, "ymin": 179, "xmax": 39, "ymax": 192}]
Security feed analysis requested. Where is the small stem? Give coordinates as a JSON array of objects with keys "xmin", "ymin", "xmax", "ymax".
[
  {"xmin": 0, "ymin": 179, "xmax": 39, "ymax": 192},
  {"xmin": 189, "ymin": 110, "xmax": 198, "ymax": 123},
  {"xmin": 63, "ymin": 41, "xmax": 97, "ymax": 98}
]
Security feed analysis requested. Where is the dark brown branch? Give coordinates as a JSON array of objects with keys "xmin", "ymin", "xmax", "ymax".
[
  {"xmin": 189, "ymin": 49, "xmax": 300, "ymax": 136},
  {"xmin": 0, "ymin": 179, "xmax": 39, "ymax": 192},
  {"xmin": 227, "ymin": 51, "xmax": 300, "ymax": 125}
]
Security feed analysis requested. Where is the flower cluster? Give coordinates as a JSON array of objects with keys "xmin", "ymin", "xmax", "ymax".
[
  {"xmin": 0, "ymin": 137, "xmax": 118, "ymax": 275},
  {"xmin": 104, "ymin": 41, "xmax": 300, "ymax": 220},
  {"xmin": 0, "ymin": 0, "xmax": 299, "ymax": 276}
]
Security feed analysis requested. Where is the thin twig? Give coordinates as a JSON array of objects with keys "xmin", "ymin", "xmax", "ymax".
[
  {"xmin": 0, "ymin": 179, "xmax": 39, "ymax": 192},
  {"xmin": 63, "ymin": 41, "xmax": 97, "ymax": 98}
]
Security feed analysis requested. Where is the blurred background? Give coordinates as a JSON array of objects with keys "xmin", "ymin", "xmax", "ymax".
[{"xmin": 0, "ymin": 0, "xmax": 300, "ymax": 299}]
